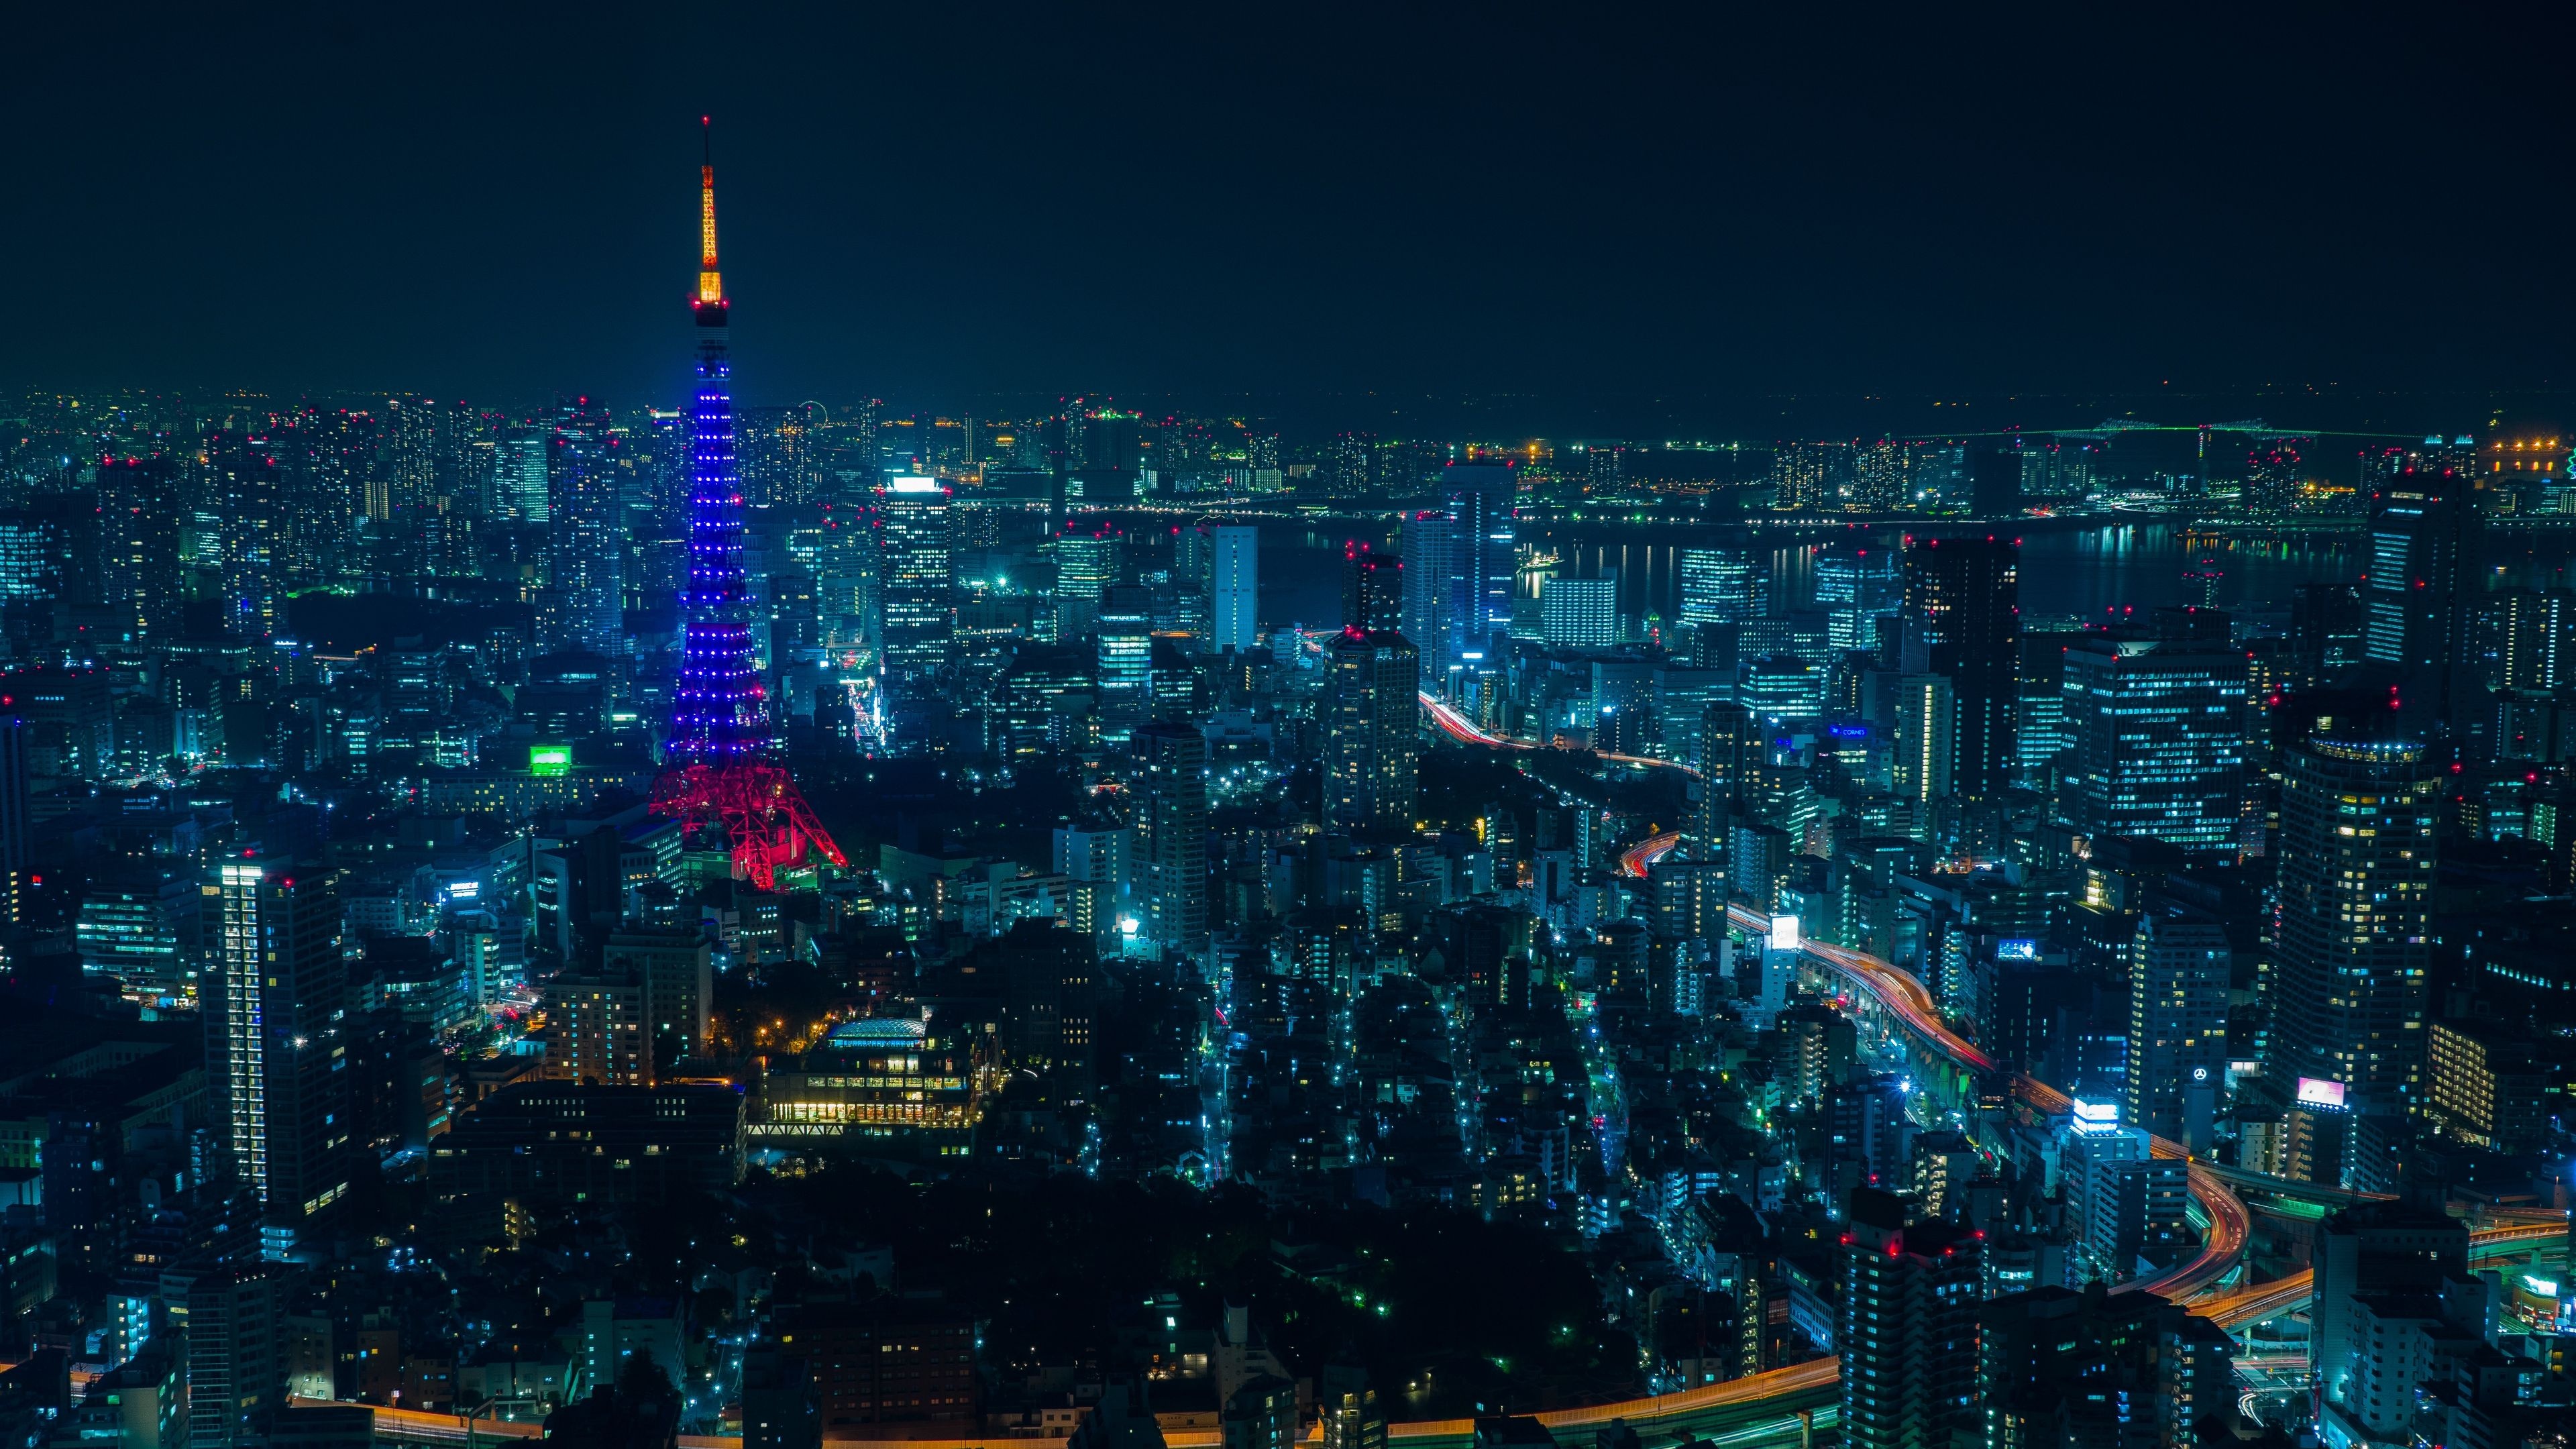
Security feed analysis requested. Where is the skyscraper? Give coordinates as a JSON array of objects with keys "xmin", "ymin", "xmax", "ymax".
[
  {"xmin": 501, "ymin": 433, "xmax": 549, "ymax": 521},
  {"xmin": 213, "ymin": 860, "xmax": 350, "ymax": 1222},
  {"xmin": 1398, "ymin": 509, "xmax": 1454, "ymax": 664},
  {"xmin": 1538, "ymin": 574, "xmax": 1620, "ymax": 648},
  {"xmin": 1211, "ymin": 524, "xmax": 1258, "ymax": 652},
  {"xmin": 1132, "ymin": 722, "xmax": 1208, "ymax": 960},
  {"xmin": 207, "ymin": 433, "xmax": 286, "ymax": 639},
  {"xmin": 2271, "ymin": 735, "xmax": 2437, "ymax": 1114},
  {"xmin": 876, "ymin": 476, "xmax": 954, "ymax": 705},
  {"xmin": 1901, "ymin": 536, "xmax": 2019, "ymax": 798},
  {"xmin": 1888, "ymin": 673, "xmax": 1953, "ymax": 813},
  {"xmin": 1812, "ymin": 544, "xmax": 1899, "ymax": 651},
  {"xmin": 0, "ymin": 714, "xmax": 26, "ymax": 926},
  {"xmin": 1678, "ymin": 546, "xmax": 1762, "ymax": 628},
  {"xmin": 1339, "ymin": 541, "xmax": 1401, "ymax": 633},
  {"xmin": 1421, "ymin": 460, "xmax": 1515, "ymax": 678},
  {"xmin": 1324, "ymin": 628, "xmax": 1420, "ymax": 835},
  {"xmin": 2126, "ymin": 899, "xmax": 2231, "ymax": 1146},
  {"xmin": 2490, "ymin": 586, "xmax": 2571, "ymax": 692},
  {"xmin": 1097, "ymin": 584, "xmax": 1152, "ymax": 746},
  {"xmin": 98, "ymin": 455, "xmax": 182, "ymax": 643},
  {"xmin": 2362, "ymin": 464, "xmax": 2483, "ymax": 736},
  {"xmin": 651, "ymin": 126, "xmax": 847, "ymax": 890},
  {"xmin": 2061, "ymin": 634, "xmax": 2247, "ymax": 854},
  {"xmin": 1839, "ymin": 1187, "xmax": 1982, "ymax": 1449},
  {"xmin": 546, "ymin": 398, "xmax": 626, "ymax": 657},
  {"xmin": 1055, "ymin": 519, "xmax": 1122, "ymax": 639}
]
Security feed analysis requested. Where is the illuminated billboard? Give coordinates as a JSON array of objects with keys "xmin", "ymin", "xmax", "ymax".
[
  {"xmin": 529, "ymin": 744, "xmax": 572, "ymax": 777},
  {"xmin": 2072, "ymin": 1099, "xmax": 2120, "ymax": 1133},
  {"xmin": 2294, "ymin": 1077, "xmax": 2347, "ymax": 1110},
  {"xmin": 1768, "ymin": 915, "xmax": 1801, "ymax": 952},
  {"xmin": 1996, "ymin": 939, "xmax": 2039, "ymax": 961}
]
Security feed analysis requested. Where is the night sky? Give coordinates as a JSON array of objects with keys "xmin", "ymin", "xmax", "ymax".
[{"xmin": 15, "ymin": 5, "xmax": 2575, "ymax": 432}]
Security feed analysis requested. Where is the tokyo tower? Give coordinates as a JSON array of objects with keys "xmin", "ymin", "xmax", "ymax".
[{"xmin": 649, "ymin": 120, "xmax": 847, "ymax": 890}]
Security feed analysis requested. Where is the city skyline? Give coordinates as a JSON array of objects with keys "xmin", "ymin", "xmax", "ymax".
[{"xmin": 9, "ymin": 13, "xmax": 2576, "ymax": 1448}]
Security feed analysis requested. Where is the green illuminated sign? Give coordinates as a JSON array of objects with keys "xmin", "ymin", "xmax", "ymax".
[{"xmin": 529, "ymin": 745, "xmax": 572, "ymax": 777}]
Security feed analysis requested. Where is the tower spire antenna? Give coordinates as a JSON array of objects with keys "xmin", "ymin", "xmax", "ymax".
[{"xmin": 696, "ymin": 115, "xmax": 724, "ymax": 311}]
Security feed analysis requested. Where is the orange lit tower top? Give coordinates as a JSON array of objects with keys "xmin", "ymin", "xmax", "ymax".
[{"xmin": 695, "ymin": 116, "xmax": 727, "ymax": 325}]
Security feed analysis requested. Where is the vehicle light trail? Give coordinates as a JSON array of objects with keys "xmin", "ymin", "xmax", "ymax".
[{"xmin": 1619, "ymin": 830, "xmax": 1682, "ymax": 876}]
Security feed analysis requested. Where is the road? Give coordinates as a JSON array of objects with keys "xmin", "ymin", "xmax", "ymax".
[
  {"xmin": 2193, "ymin": 1220, "xmax": 2569, "ymax": 1331},
  {"xmin": 1413, "ymin": 694, "xmax": 2255, "ymax": 1303},
  {"xmin": 1619, "ymin": 830, "xmax": 1683, "ymax": 877}
]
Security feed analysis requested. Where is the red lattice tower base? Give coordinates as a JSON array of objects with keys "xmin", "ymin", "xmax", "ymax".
[{"xmin": 650, "ymin": 762, "xmax": 849, "ymax": 891}]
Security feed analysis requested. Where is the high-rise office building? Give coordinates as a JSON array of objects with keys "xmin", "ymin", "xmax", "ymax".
[
  {"xmin": 1539, "ymin": 574, "xmax": 1620, "ymax": 648},
  {"xmin": 2490, "ymin": 586, "xmax": 2571, "ymax": 692},
  {"xmin": 2061, "ymin": 634, "xmax": 2247, "ymax": 854},
  {"xmin": 98, "ymin": 455, "xmax": 182, "ymax": 643},
  {"xmin": 0, "ymin": 714, "xmax": 25, "ymax": 926},
  {"xmin": 501, "ymin": 433, "xmax": 549, "ymax": 521},
  {"xmin": 1132, "ymin": 722, "xmax": 1208, "ymax": 959},
  {"xmin": 2125, "ymin": 900, "xmax": 2231, "ymax": 1146},
  {"xmin": 1324, "ymin": 629, "xmax": 1420, "ymax": 835},
  {"xmin": 876, "ymin": 476, "xmax": 953, "ymax": 704},
  {"xmin": 546, "ymin": 399, "xmax": 626, "ymax": 657},
  {"xmin": 1097, "ymin": 584, "xmax": 1153, "ymax": 746},
  {"xmin": 1398, "ymin": 510, "xmax": 1455, "ymax": 663},
  {"xmin": 2270, "ymin": 736, "xmax": 2437, "ymax": 1112},
  {"xmin": 1678, "ymin": 547, "xmax": 1762, "ymax": 629},
  {"xmin": 1432, "ymin": 459, "xmax": 1504, "ymax": 670},
  {"xmin": 2362, "ymin": 465, "xmax": 2483, "ymax": 735},
  {"xmin": 1211, "ymin": 525, "xmax": 1259, "ymax": 651},
  {"xmin": 1888, "ymin": 673, "xmax": 1953, "ymax": 815},
  {"xmin": 1813, "ymin": 544, "xmax": 1900, "ymax": 651},
  {"xmin": 1339, "ymin": 541, "xmax": 1402, "ymax": 633},
  {"xmin": 207, "ymin": 433, "xmax": 286, "ymax": 639},
  {"xmin": 1694, "ymin": 700, "xmax": 1756, "ymax": 849},
  {"xmin": 1902, "ymin": 536, "xmax": 2019, "ymax": 797},
  {"xmin": 213, "ymin": 861, "xmax": 351, "ymax": 1221},
  {"xmin": 1839, "ymin": 1187, "xmax": 1982, "ymax": 1449},
  {"xmin": 1056, "ymin": 519, "xmax": 1123, "ymax": 639}
]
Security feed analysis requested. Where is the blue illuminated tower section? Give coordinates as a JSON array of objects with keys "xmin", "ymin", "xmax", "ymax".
[
  {"xmin": 653, "ymin": 122, "xmax": 845, "ymax": 888},
  {"xmin": 668, "ymin": 135, "xmax": 763, "ymax": 763}
]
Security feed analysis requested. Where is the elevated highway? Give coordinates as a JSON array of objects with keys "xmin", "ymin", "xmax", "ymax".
[
  {"xmin": 1415, "ymin": 690, "xmax": 2254, "ymax": 1303},
  {"xmin": 2193, "ymin": 1220, "xmax": 2567, "ymax": 1332}
]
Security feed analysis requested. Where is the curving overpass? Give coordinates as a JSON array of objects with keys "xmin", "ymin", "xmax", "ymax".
[
  {"xmin": 2193, "ymin": 1220, "xmax": 2567, "ymax": 1332},
  {"xmin": 1719, "ymin": 902, "xmax": 2251, "ymax": 1301},
  {"xmin": 1415, "ymin": 690, "xmax": 2255, "ymax": 1303}
]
